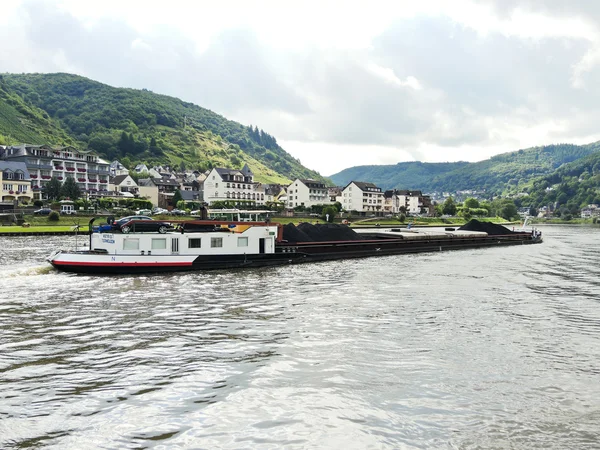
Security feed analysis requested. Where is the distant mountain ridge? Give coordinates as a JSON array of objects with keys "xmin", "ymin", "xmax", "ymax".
[
  {"xmin": 0, "ymin": 72, "xmax": 326, "ymax": 184},
  {"xmin": 330, "ymin": 161, "xmax": 469, "ymax": 191},
  {"xmin": 330, "ymin": 143, "xmax": 600, "ymax": 195}
]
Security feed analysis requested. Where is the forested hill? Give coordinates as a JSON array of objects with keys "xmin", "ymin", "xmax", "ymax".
[
  {"xmin": 330, "ymin": 143, "xmax": 600, "ymax": 194},
  {"xmin": 0, "ymin": 73, "xmax": 325, "ymax": 184},
  {"xmin": 330, "ymin": 161, "xmax": 469, "ymax": 190},
  {"xmin": 0, "ymin": 79, "xmax": 76, "ymax": 146},
  {"xmin": 519, "ymin": 150, "xmax": 600, "ymax": 212}
]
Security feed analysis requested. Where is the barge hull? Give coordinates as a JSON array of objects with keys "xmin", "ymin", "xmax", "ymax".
[{"xmin": 49, "ymin": 234, "xmax": 541, "ymax": 275}]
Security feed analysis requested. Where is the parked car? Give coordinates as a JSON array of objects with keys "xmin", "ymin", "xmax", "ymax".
[
  {"xmin": 117, "ymin": 217, "xmax": 173, "ymax": 234},
  {"xmin": 33, "ymin": 208, "xmax": 53, "ymax": 215},
  {"xmin": 152, "ymin": 208, "xmax": 168, "ymax": 215},
  {"xmin": 111, "ymin": 215, "xmax": 153, "ymax": 230},
  {"xmin": 168, "ymin": 209, "xmax": 187, "ymax": 216},
  {"xmin": 136, "ymin": 209, "xmax": 152, "ymax": 215}
]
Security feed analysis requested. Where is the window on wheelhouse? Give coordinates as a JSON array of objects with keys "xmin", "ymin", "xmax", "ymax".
[
  {"xmin": 211, "ymin": 237, "xmax": 223, "ymax": 248},
  {"xmin": 237, "ymin": 237, "xmax": 248, "ymax": 247},
  {"xmin": 189, "ymin": 238, "xmax": 201, "ymax": 249},
  {"xmin": 152, "ymin": 238, "xmax": 167, "ymax": 250},
  {"xmin": 123, "ymin": 239, "xmax": 139, "ymax": 250}
]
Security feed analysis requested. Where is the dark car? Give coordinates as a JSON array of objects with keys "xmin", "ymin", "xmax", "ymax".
[
  {"xmin": 119, "ymin": 219, "xmax": 172, "ymax": 234},
  {"xmin": 114, "ymin": 215, "xmax": 153, "ymax": 227},
  {"xmin": 33, "ymin": 208, "xmax": 53, "ymax": 215}
]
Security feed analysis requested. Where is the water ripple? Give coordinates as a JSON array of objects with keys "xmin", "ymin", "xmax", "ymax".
[{"xmin": 1, "ymin": 227, "xmax": 600, "ymax": 448}]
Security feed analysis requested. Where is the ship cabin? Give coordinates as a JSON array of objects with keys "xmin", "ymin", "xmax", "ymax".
[{"xmin": 88, "ymin": 220, "xmax": 282, "ymax": 257}]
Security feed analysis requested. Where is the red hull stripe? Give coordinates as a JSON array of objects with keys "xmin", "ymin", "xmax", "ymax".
[{"xmin": 53, "ymin": 261, "xmax": 193, "ymax": 267}]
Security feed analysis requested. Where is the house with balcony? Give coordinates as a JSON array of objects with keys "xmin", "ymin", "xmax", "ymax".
[
  {"xmin": 384, "ymin": 189, "xmax": 433, "ymax": 215},
  {"xmin": 203, "ymin": 164, "xmax": 266, "ymax": 206},
  {"xmin": 581, "ymin": 204, "xmax": 600, "ymax": 219},
  {"xmin": 1, "ymin": 161, "xmax": 32, "ymax": 204},
  {"xmin": 263, "ymin": 184, "xmax": 286, "ymax": 205},
  {"xmin": 286, "ymin": 179, "xmax": 331, "ymax": 209},
  {"xmin": 0, "ymin": 144, "xmax": 110, "ymax": 200},
  {"xmin": 109, "ymin": 174, "xmax": 139, "ymax": 197},
  {"xmin": 339, "ymin": 181, "xmax": 384, "ymax": 214}
]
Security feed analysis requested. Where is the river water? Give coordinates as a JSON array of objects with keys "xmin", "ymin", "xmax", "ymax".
[{"xmin": 0, "ymin": 225, "xmax": 599, "ymax": 449}]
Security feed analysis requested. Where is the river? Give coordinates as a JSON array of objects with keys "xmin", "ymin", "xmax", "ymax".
[{"xmin": 1, "ymin": 225, "xmax": 599, "ymax": 449}]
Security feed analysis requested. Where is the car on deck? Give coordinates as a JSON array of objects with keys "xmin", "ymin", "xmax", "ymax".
[{"xmin": 116, "ymin": 216, "xmax": 173, "ymax": 234}]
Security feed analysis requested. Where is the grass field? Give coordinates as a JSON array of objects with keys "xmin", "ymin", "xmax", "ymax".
[{"xmin": 0, "ymin": 225, "xmax": 77, "ymax": 233}]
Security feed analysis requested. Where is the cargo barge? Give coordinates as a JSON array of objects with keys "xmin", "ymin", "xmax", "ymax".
[{"xmin": 47, "ymin": 218, "xmax": 542, "ymax": 274}]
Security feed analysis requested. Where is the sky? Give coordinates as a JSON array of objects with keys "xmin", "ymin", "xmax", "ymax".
[{"xmin": 2, "ymin": 1, "xmax": 600, "ymax": 175}]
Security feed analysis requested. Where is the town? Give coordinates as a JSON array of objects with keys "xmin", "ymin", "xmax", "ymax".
[{"xmin": 0, "ymin": 143, "xmax": 436, "ymax": 218}]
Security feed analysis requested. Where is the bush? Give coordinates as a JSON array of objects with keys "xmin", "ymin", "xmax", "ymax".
[
  {"xmin": 321, "ymin": 206, "xmax": 337, "ymax": 223},
  {"xmin": 34, "ymin": 200, "xmax": 44, "ymax": 207},
  {"xmin": 48, "ymin": 211, "xmax": 60, "ymax": 222}
]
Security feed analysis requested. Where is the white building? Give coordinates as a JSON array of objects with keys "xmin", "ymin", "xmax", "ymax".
[
  {"xmin": 109, "ymin": 174, "xmax": 139, "ymax": 197},
  {"xmin": 287, "ymin": 179, "xmax": 331, "ymax": 209},
  {"xmin": 581, "ymin": 204, "xmax": 599, "ymax": 218},
  {"xmin": 339, "ymin": 181, "xmax": 384, "ymax": 213},
  {"xmin": 203, "ymin": 164, "xmax": 266, "ymax": 206},
  {"xmin": 110, "ymin": 160, "xmax": 129, "ymax": 177},
  {"xmin": 384, "ymin": 189, "xmax": 433, "ymax": 215},
  {"xmin": 0, "ymin": 161, "xmax": 32, "ymax": 203},
  {"xmin": 1, "ymin": 144, "xmax": 110, "ymax": 200}
]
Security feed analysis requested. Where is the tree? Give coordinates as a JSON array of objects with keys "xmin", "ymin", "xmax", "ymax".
[
  {"xmin": 322, "ymin": 206, "xmax": 337, "ymax": 223},
  {"xmin": 442, "ymin": 197, "xmax": 457, "ymax": 215},
  {"xmin": 43, "ymin": 176, "xmax": 62, "ymax": 201},
  {"xmin": 463, "ymin": 197, "xmax": 480, "ymax": 209},
  {"xmin": 173, "ymin": 189, "xmax": 183, "ymax": 205},
  {"xmin": 118, "ymin": 131, "xmax": 129, "ymax": 154},
  {"xmin": 149, "ymin": 137, "xmax": 162, "ymax": 156},
  {"xmin": 498, "ymin": 200, "xmax": 518, "ymax": 220},
  {"xmin": 61, "ymin": 177, "xmax": 81, "ymax": 200}
]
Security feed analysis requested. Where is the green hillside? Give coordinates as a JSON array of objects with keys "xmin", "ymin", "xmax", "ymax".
[
  {"xmin": 330, "ymin": 143, "xmax": 599, "ymax": 194},
  {"xmin": 1, "ymin": 73, "xmax": 325, "ymax": 184},
  {"xmin": 0, "ymin": 76, "xmax": 76, "ymax": 146},
  {"xmin": 518, "ymin": 149, "xmax": 600, "ymax": 213},
  {"xmin": 330, "ymin": 161, "xmax": 469, "ymax": 190},
  {"xmin": 430, "ymin": 143, "xmax": 600, "ymax": 194}
]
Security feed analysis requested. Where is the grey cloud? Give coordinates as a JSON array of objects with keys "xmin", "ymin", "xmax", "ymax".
[
  {"xmin": 6, "ymin": 0, "xmax": 600, "ymax": 163},
  {"xmin": 482, "ymin": 0, "xmax": 600, "ymax": 23},
  {"xmin": 12, "ymin": 0, "xmax": 309, "ymax": 117}
]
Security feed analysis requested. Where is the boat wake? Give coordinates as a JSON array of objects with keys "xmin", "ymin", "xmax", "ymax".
[{"xmin": 5, "ymin": 265, "xmax": 55, "ymax": 277}]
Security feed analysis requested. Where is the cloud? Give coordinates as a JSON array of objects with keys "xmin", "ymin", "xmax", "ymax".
[{"xmin": 4, "ymin": 0, "xmax": 600, "ymax": 174}]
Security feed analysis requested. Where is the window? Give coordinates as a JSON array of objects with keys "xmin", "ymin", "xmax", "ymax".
[
  {"xmin": 151, "ymin": 238, "xmax": 167, "ymax": 250},
  {"xmin": 189, "ymin": 238, "xmax": 202, "ymax": 248},
  {"xmin": 238, "ymin": 237, "xmax": 248, "ymax": 247},
  {"xmin": 171, "ymin": 238, "xmax": 179, "ymax": 253},
  {"xmin": 123, "ymin": 239, "xmax": 140, "ymax": 250},
  {"xmin": 211, "ymin": 237, "xmax": 223, "ymax": 248}
]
